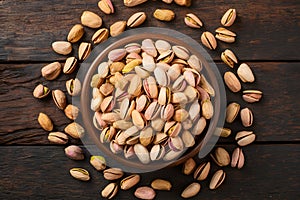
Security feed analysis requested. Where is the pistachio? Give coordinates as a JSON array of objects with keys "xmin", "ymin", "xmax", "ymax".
[
  {"xmin": 220, "ymin": 127, "xmax": 232, "ymax": 138},
  {"xmin": 191, "ymin": 116, "xmax": 206, "ymax": 135},
  {"xmin": 188, "ymin": 100, "xmax": 200, "ymax": 121},
  {"xmin": 132, "ymin": 110, "xmax": 145, "ymax": 130},
  {"xmin": 64, "ymin": 145, "xmax": 84, "ymax": 160},
  {"xmin": 127, "ymin": 75, "xmax": 142, "ymax": 96},
  {"xmin": 215, "ymin": 27, "xmax": 236, "ymax": 43},
  {"xmin": 202, "ymin": 99, "xmax": 214, "ymax": 119},
  {"xmin": 162, "ymin": 0, "xmax": 173, "ymax": 3},
  {"xmin": 242, "ymin": 90, "xmax": 263, "ymax": 103},
  {"xmin": 171, "ymin": 92, "xmax": 188, "ymax": 105},
  {"xmin": 127, "ymin": 12, "xmax": 147, "ymax": 28},
  {"xmin": 120, "ymin": 174, "xmax": 141, "ymax": 190},
  {"xmin": 103, "ymin": 168, "xmax": 124, "ymax": 180},
  {"xmin": 201, "ymin": 31, "xmax": 217, "ymax": 50},
  {"xmin": 231, "ymin": 147, "xmax": 245, "ymax": 169},
  {"xmin": 182, "ymin": 157, "xmax": 196, "ymax": 175},
  {"xmin": 181, "ymin": 182, "xmax": 201, "ymax": 199},
  {"xmin": 154, "ymin": 67, "xmax": 169, "ymax": 86},
  {"xmin": 110, "ymin": 21, "xmax": 127, "ymax": 37},
  {"xmin": 134, "ymin": 186, "xmax": 156, "ymax": 200},
  {"xmin": 184, "ymin": 13, "xmax": 203, "ymax": 28},
  {"xmin": 209, "ymin": 170, "xmax": 226, "ymax": 190},
  {"xmin": 51, "ymin": 41, "xmax": 72, "ymax": 55},
  {"xmin": 161, "ymin": 103, "xmax": 174, "ymax": 121},
  {"xmin": 78, "ymin": 42, "xmax": 91, "ymax": 60},
  {"xmin": 151, "ymin": 179, "xmax": 172, "ymax": 191},
  {"xmin": 92, "ymin": 28, "xmax": 109, "ymax": 44},
  {"xmin": 110, "ymin": 62, "xmax": 125, "ymax": 75},
  {"xmin": 210, "ymin": 147, "xmax": 230, "ymax": 167},
  {"xmin": 163, "ymin": 149, "xmax": 182, "ymax": 161},
  {"xmin": 237, "ymin": 63, "xmax": 255, "ymax": 83},
  {"xmin": 221, "ymin": 8, "xmax": 237, "ymax": 27},
  {"xmin": 168, "ymin": 136, "xmax": 184, "ymax": 151},
  {"xmin": 124, "ymin": 145, "xmax": 135, "ymax": 159},
  {"xmin": 134, "ymin": 143, "xmax": 150, "ymax": 164},
  {"xmin": 153, "ymin": 132, "xmax": 168, "ymax": 145},
  {"xmin": 70, "ymin": 168, "xmax": 90, "ymax": 181},
  {"xmin": 101, "ymin": 182, "xmax": 118, "ymax": 199},
  {"xmin": 64, "ymin": 104, "xmax": 79, "ymax": 120},
  {"xmin": 52, "ymin": 89, "xmax": 67, "ymax": 110},
  {"xmin": 100, "ymin": 126, "xmax": 117, "ymax": 143},
  {"xmin": 100, "ymin": 96, "xmax": 115, "ymax": 112},
  {"xmin": 123, "ymin": 59, "xmax": 142, "ymax": 74},
  {"xmin": 124, "ymin": 0, "xmax": 148, "ymax": 7},
  {"xmin": 136, "ymin": 95, "xmax": 150, "ymax": 112},
  {"xmin": 67, "ymin": 24, "xmax": 84, "ymax": 43},
  {"xmin": 226, "ymin": 102, "xmax": 240, "ymax": 123},
  {"xmin": 200, "ymin": 74, "xmax": 215, "ymax": 96},
  {"xmin": 221, "ymin": 49, "xmax": 238, "ymax": 68},
  {"xmin": 141, "ymin": 39, "xmax": 157, "ymax": 57},
  {"xmin": 41, "ymin": 62, "xmax": 61, "ymax": 80},
  {"xmin": 193, "ymin": 162, "xmax": 210, "ymax": 181},
  {"xmin": 153, "ymin": 9, "xmax": 175, "ymax": 21},
  {"xmin": 81, "ymin": 11, "xmax": 102, "ymax": 28},
  {"xmin": 90, "ymin": 155, "xmax": 106, "ymax": 171},
  {"xmin": 66, "ymin": 78, "xmax": 81, "ymax": 96},
  {"xmin": 172, "ymin": 46, "xmax": 190, "ymax": 60},
  {"xmin": 38, "ymin": 112, "xmax": 53, "ymax": 131},
  {"xmin": 240, "ymin": 107, "xmax": 253, "ymax": 127},
  {"xmin": 94, "ymin": 112, "xmax": 108, "ymax": 130},
  {"xmin": 224, "ymin": 71, "xmax": 241, "ymax": 93},
  {"xmin": 98, "ymin": 0, "xmax": 114, "ymax": 15},
  {"xmin": 63, "ymin": 57, "xmax": 78, "ymax": 74},
  {"xmin": 151, "ymin": 118, "xmax": 165, "ymax": 132},
  {"xmin": 173, "ymin": 108, "xmax": 189, "ymax": 122},
  {"xmin": 139, "ymin": 127, "xmax": 154, "ymax": 146},
  {"xmin": 164, "ymin": 121, "xmax": 181, "ymax": 137},
  {"xmin": 150, "ymin": 144, "xmax": 165, "ymax": 161},
  {"xmin": 236, "ymin": 131, "xmax": 256, "ymax": 146},
  {"xmin": 33, "ymin": 84, "xmax": 50, "ymax": 99},
  {"xmin": 145, "ymin": 101, "xmax": 162, "ymax": 120},
  {"xmin": 155, "ymin": 40, "xmax": 171, "ymax": 54},
  {"xmin": 174, "ymin": 0, "xmax": 191, "ymax": 7},
  {"xmin": 187, "ymin": 55, "xmax": 202, "ymax": 72},
  {"xmin": 48, "ymin": 132, "xmax": 68, "ymax": 144},
  {"xmin": 64, "ymin": 122, "xmax": 85, "ymax": 139}
]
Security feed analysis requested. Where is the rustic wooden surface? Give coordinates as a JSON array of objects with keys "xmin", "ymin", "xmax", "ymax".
[{"xmin": 0, "ymin": 0, "xmax": 299, "ymax": 199}]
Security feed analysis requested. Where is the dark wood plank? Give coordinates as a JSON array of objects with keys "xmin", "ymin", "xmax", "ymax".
[
  {"xmin": 0, "ymin": 62, "xmax": 299, "ymax": 144},
  {"xmin": 0, "ymin": 0, "xmax": 299, "ymax": 62},
  {"xmin": 0, "ymin": 144, "xmax": 299, "ymax": 199}
]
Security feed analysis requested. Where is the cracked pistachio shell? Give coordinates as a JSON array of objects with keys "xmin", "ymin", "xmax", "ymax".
[
  {"xmin": 201, "ymin": 31, "xmax": 217, "ymax": 50},
  {"xmin": 33, "ymin": 84, "xmax": 50, "ymax": 99},
  {"xmin": 215, "ymin": 27, "xmax": 236, "ymax": 43},
  {"xmin": 101, "ymin": 182, "xmax": 118, "ymax": 199},
  {"xmin": 193, "ymin": 162, "xmax": 210, "ymax": 181},
  {"xmin": 90, "ymin": 155, "xmax": 106, "ymax": 171},
  {"xmin": 226, "ymin": 102, "xmax": 240, "ymax": 123},
  {"xmin": 41, "ymin": 62, "xmax": 62, "ymax": 80},
  {"xmin": 202, "ymin": 100, "xmax": 214, "ymax": 119},
  {"xmin": 48, "ymin": 132, "xmax": 68, "ymax": 144},
  {"xmin": 67, "ymin": 24, "xmax": 84, "ymax": 43},
  {"xmin": 221, "ymin": 49, "xmax": 238, "ymax": 68},
  {"xmin": 182, "ymin": 130, "xmax": 195, "ymax": 148},
  {"xmin": 110, "ymin": 21, "xmax": 127, "ymax": 37},
  {"xmin": 66, "ymin": 78, "xmax": 81, "ymax": 96},
  {"xmin": 78, "ymin": 42, "xmax": 91, "ymax": 60},
  {"xmin": 81, "ymin": 11, "xmax": 102, "ymax": 28},
  {"xmin": 70, "ymin": 168, "xmax": 90, "ymax": 181},
  {"xmin": 52, "ymin": 89, "xmax": 67, "ymax": 110},
  {"xmin": 52, "ymin": 41, "xmax": 72, "ymax": 55},
  {"xmin": 221, "ymin": 8, "xmax": 237, "ymax": 27},
  {"xmin": 210, "ymin": 147, "xmax": 230, "ymax": 167},
  {"xmin": 231, "ymin": 147, "xmax": 245, "ymax": 169},
  {"xmin": 153, "ymin": 9, "xmax": 175, "ymax": 21},
  {"xmin": 92, "ymin": 28, "xmax": 109, "ymax": 44},
  {"xmin": 209, "ymin": 169, "xmax": 225, "ymax": 190},
  {"xmin": 98, "ymin": 0, "xmax": 114, "ymax": 15},
  {"xmin": 127, "ymin": 12, "xmax": 147, "ymax": 27},
  {"xmin": 103, "ymin": 168, "xmax": 124, "ymax": 180},
  {"xmin": 63, "ymin": 57, "xmax": 78, "ymax": 74},
  {"xmin": 120, "ymin": 174, "xmax": 140, "ymax": 190},
  {"xmin": 235, "ymin": 131, "xmax": 256, "ymax": 146},
  {"xmin": 124, "ymin": 0, "xmax": 148, "ymax": 7},
  {"xmin": 38, "ymin": 112, "xmax": 53, "ymax": 131},
  {"xmin": 184, "ymin": 13, "xmax": 203, "ymax": 28},
  {"xmin": 242, "ymin": 90, "xmax": 263, "ymax": 103},
  {"xmin": 240, "ymin": 107, "xmax": 253, "ymax": 127}
]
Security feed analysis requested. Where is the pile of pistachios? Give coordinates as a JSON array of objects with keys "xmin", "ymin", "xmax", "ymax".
[{"xmin": 33, "ymin": 0, "xmax": 263, "ymax": 199}]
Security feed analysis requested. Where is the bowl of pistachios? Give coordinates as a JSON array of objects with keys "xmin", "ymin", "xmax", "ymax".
[{"xmin": 74, "ymin": 27, "xmax": 226, "ymax": 173}]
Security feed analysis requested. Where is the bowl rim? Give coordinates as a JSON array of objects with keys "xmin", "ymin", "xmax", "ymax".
[{"xmin": 74, "ymin": 27, "xmax": 226, "ymax": 173}]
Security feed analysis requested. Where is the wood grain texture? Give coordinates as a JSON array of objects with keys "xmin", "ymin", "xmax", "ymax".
[
  {"xmin": 0, "ymin": 62, "xmax": 299, "ymax": 144},
  {"xmin": 0, "ymin": 0, "xmax": 299, "ymax": 62},
  {"xmin": 0, "ymin": 145, "xmax": 299, "ymax": 199}
]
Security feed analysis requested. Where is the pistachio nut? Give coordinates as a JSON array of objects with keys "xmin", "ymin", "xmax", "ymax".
[
  {"xmin": 64, "ymin": 122, "xmax": 85, "ymax": 139},
  {"xmin": 163, "ymin": 149, "xmax": 183, "ymax": 161},
  {"xmin": 110, "ymin": 62, "xmax": 125, "ymax": 75},
  {"xmin": 125, "ymin": 43, "xmax": 141, "ymax": 54},
  {"xmin": 66, "ymin": 78, "xmax": 81, "ymax": 96},
  {"xmin": 37, "ymin": 112, "xmax": 53, "ymax": 131},
  {"xmin": 64, "ymin": 145, "xmax": 84, "ymax": 160},
  {"xmin": 221, "ymin": 8, "xmax": 237, "ymax": 27},
  {"xmin": 141, "ymin": 38, "xmax": 157, "ymax": 57},
  {"xmin": 134, "ymin": 143, "xmax": 150, "ymax": 164},
  {"xmin": 236, "ymin": 131, "xmax": 256, "ymax": 146},
  {"xmin": 231, "ymin": 147, "xmax": 245, "ymax": 169},
  {"xmin": 92, "ymin": 28, "xmax": 109, "ymax": 44},
  {"xmin": 110, "ymin": 21, "xmax": 127, "ymax": 37},
  {"xmin": 237, "ymin": 63, "xmax": 255, "ymax": 83},
  {"xmin": 108, "ymin": 48, "xmax": 127, "ymax": 62},
  {"xmin": 153, "ymin": 9, "xmax": 175, "ymax": 21},
  {"xmin": 188, "ymin": 100, "xmax": 200, "ymax": 121},
  {"xmin": 90, "ymin": 74, "xmax": 104, "ymax": 88},
  {"xmin": 63, "ymin": 57, "xmax": 77, "ymax": 74},
  {"xmin": 69, "ymin": 168, "xmax": 90, "ymax": 181},
  {"xmin": 120, "ymin": 174, "xmax": 140, "ymax": 190},
  {"xmin": 153, "ymin": 132, "xmax": 168, "ymax": 145},
  {"xmin": 51, "ymin": 41, "xmax": 72, "ymax": 55},
  {"xmin": 94, "ymin": 112, "xmax": 108, "ymax": 130},
  {"xmin": 101, "ymin": 112, "xmax": 121, "ymax": 123},
  {"xmin": 64, "ymin": 104, "xmax": 79, "ymax": 120},
  {"xmin": 191, "ymin": 116, "xmax": 206, "ymax": 135},
  {"xmin": 136, "ymin": 94, "xmax": 150, "ymax": 112},
  {"xmin": 100, "ymin": 96, "xmax": 114, "ymax": 113},
  {"xmin": 171, "ymin": 92, "xmax": 188, "ymax": 105},
  {"xmin": 224, "ymin": 71, "xmax": 241, "ymax": 93},
  {"xmin": 209, "ymin": 170, "xmax": 225, "ymax": 190},
  {"xmin": 221, "ymin": 49, "xmax": 238, "ymax": 68},
  {"xmin": 226, "ymin": 102, "xmax": 240, "ymax": 123},
  {"xmin": 90, "ymin": 155, "xmax": 106, "ymax": 171},
  {"xmin": 132, "ymin": 110, "xmax": 145, "ymax": 130},
  {"xmin": 120, "ymin": 98, "xmax": 135, "ymax": 120},
  {"xmin": 124, "ymin": 0, "xmax": 148, "ymax": 7},
  {"xmin": 103, "ymin": 168, "xmax": 124, "ymax": 180},
  {"xmin": 201, "ymin": 31, "xmax": 217, "ymax": 50},
  {"xmin": 127, "ymin": 12, "xmax": 147, "ymax": 27},
  {"xmin": 101, "ymin": 182, "xmax": 118, "ymax": 199},
  {"xmin": 173, "ymin": 108, "xmax": 189, "ymax": 122},
  {"xmin": 134, "ymin": 186, "xmax": 156, "ymax": 200},
  {"xmin": 164, "ymin": 121, "xmax": 182, "ymax": 137},
  {"xmin": 127, "ymin": 75, "xmax": 142, "ymax": 96},
  {"xmin": 48, "ymin": 132, "xmax": 68, "ymax": 144},
  {"xmin": 98, "ymin": 0, "xmax": 114, "ymax": 15},
  {"xmin": 202, "ymin": 99, "xmax": 214, "ymax": 119},
  {"xmin": 145, "ymin": 101, "xmax": 162, "ymax": 120},
  {"xmin": 174, "ymin": 0, "xmax": 191, "ymax": 6},
  {"xmin": 184, "ymin": 13, "xmax": 203, "ymax": 28},
  {"xmin": 182, "ymin": 157, "xmax": 196, "ymax": 175},
  {"xmin": 99, "ymin": 83, "xmax": 114, "ymax": 97},
  {"xmin": 150, "ymin": 144, "xmax": 165, "ymax": 161},
  {"xmin": 200, "ymin": 74, "xmax": 215, "ymax": 96},
  {"xmin": 193, "ymin": 162, "xmax": 210, "ymax": 181},
  {"xmin": 162, "ymin": 0, "xmax": 173, "ymax": 3},
  {"xmin": 168, "ymin": 136, "xmax": 184, "ymax": 151},
  {"xmin": 240, "ymin": 107, "xmax": 253, "ymax": 127},
  {"xmin": 181, "ymin": 182, "xmax": 201, "ymax": 199},
  {"xmin": 41, "ymin": 62, "xmax": 61, "ymax": 80},
  {"xmin": 52, "ymin": 89, "xmax": 67, "ymax": 110},
  {"xmin": 220, "ymin": 127, "xmax": 232, "ymax": 138},
  {"xmin": 67, "ymin": 24, "xmax": 84, "ymax": 43},
  {"xmin": 172, "ymin": 46, "xmax": 190, "ymax": 60},
  {"xmin": 33, "ymin": 84, "xmax": 50, "ymax": 99},
  {"xmin": 215, "ymin": 27, "xmax": 236, "ymax": 43},
  {"xmin": 242, "ymin": 90, "xmax": 263, "ymax": 103},
  {"xmin": 210, "ymin": 147, "xmax": 230, "ymax": 167},
  {"xmin": 151, "ymin": 179, "xmax": 172, "ymax": 191},
  {"xmin": 187, "ymin": 55, "xmax": 202, "ymax": 72},
  {"xmin": 81, "ymin": 11, "xmax": 102, "ymax": 28},
  {"xmin": 139, "ymin": 127, "xmax": 154, "ymax": 146},
  {"xmin": 78, "ymin": 42, "xmax": 91, "ymax": 60},
  {"xmin": 124, "ymin": 145, "xmax": 135, "ymax": 159},
  {"xmin": 122, "ymin": 59, "xmax": 142, "ymax": 74},
  {"xmin": 154, "ymin": 66, "xmax": 169, "ymax": 86},
  {"xmin": 157, "ymin": 86, "xmax": 171, "ymax": 105},
  {"xmin": 110, "ymin": 140, "xmax": 123, "ymax": 154},
  {"xmin": 151, "ymin": 118, "xmax": 165, "ymax": 132},
  {"xmin": 161, "ymin": 103, "xmax": 174, "ymax": 121},
  {"xmin": 155, "ymin": 40, "xmax": 171, "ymax": 54},
  {"xmin": 100, "ymin": 126, "xmax": 117, "ymax": 143}
]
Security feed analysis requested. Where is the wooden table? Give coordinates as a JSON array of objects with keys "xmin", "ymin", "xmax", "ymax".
[{"xmin": 1, "ymin": 0, "xmax": 299, "ymax": 199}]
